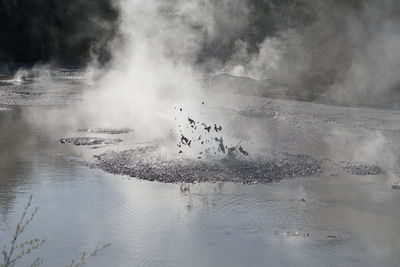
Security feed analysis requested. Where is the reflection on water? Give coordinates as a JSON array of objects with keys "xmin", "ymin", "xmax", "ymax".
[{"xmin": 1, "ymin": 106, "xmax": 400, "ymax": 267}]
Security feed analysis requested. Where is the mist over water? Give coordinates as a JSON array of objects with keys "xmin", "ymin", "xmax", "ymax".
[
  {"xmin": 72, "ymin": 0, "xmax": 400, "ymax": 146},
  {"xmin": 1, "ymin": 0, "xmax": 400, "ymax": 159},
  {"xmin": 2, "ymin": 0, "xmax": 399, "ymax": 157},
  {"xmin": 2, "ymin": 2, "xmax": 400, "ymax": 266}
]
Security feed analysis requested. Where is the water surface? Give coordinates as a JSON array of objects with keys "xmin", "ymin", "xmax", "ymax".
[{"xmin": 1, "ymin": 94, "xmax": 400, "ymax": 266}]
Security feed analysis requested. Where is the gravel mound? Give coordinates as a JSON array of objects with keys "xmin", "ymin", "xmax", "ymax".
[
  {"xmin": 340, "ymin": 161, "xmax": 384, "ymax": 175},
  {"xmin": 93, "ymin": 147, "xmax": 322, "ymax": 183},
  {"xmin": 77, "ymin": 128, "xmax": 133, "ymax": 134},
  {"xmin": 0, "ymin": 107, "xmax": 13, "ymax": 112},
  {"xmin": 57, "ymin": 137, "xmax": 122, "ymax": 146}
]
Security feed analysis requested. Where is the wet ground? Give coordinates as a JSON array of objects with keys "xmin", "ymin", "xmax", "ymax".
[
  {"xmin": 1, "ymin": 69, "xmax": 400, "ymax": 266},
  {"xmin": 0, "ymin": 68, "xmax": 89, "ymax": 105}
]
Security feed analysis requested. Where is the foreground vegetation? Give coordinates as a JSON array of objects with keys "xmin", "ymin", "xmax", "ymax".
[{"xmin": 1, "ymin": 195, "xmax": 109, "ymax": 267}]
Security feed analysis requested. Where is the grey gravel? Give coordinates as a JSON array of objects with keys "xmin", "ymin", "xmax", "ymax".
[
  {"xmin": 92, "ymin": 147, "xmax": 322, "ymax": 183},
  {"xmin": 340, "ymin": 161, "xmax": 384, "ymax": 175},
  {"xmin": 77, "ymin": 128, "xmax": 133, "ymax": 134},
  {"xmin": 0, "ymin": 107, "xmax": 13, "ymax": 112},
  {"xmin": 57, "ymin": 137, "xmax": 122, "ymax": 146}
]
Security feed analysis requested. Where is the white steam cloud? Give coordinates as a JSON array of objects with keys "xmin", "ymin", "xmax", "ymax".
[
  {"xmin": 69, "ymin": 0, "xmax": 400, "ymax": 165},
  {"xmin": 224, "ymin": 1, "xmax": 400, "ymax": 107},
  {"xmin": 81, "ymin": 0, "xmax": 253, "ymax": 142}
]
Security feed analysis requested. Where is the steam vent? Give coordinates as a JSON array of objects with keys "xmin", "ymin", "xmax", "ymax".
[{"xmin": 1, "ymin": 1, "xmax": 400, "ymax": 266}]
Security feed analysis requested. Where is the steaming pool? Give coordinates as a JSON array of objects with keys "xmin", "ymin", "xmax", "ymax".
[{"xmin": 1, "ymin": 71, "xmax": 400, "ymax": 266}]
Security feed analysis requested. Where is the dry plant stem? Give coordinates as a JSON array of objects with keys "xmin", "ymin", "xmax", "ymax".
[
  {"xmin": 66, "ymin": 244, "xmax": 111, "ymax": 267},
  {"xmin": 2, "ymin": 195, "xmax": 46, "ymax": 267},
  {"xmin": 1, "ymin": 195, "xmax": 110, "ymax": 267}
]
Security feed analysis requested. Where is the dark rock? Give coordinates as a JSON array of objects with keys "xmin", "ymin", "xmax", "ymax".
[
  {"xmin": 238, "ymin": 146, "xmax": 249, "ymax": 156},
  {"xmin": 188, "ymin": 117, "xmax": 195, "ymax": 126},
  {"xmin": 202, "ymin": 123, "xmax": 211, "ymax": 133},
  {"xmin": 214, "ymin": 124, "xmax": 222, "ymax": 132},
  {"xmin": 181, "ymin": 135, "xmax": 190, "ymax": 146},
  {"xmin": 215, "ymin": 137, "xmax": 226, "ymax": 154}
]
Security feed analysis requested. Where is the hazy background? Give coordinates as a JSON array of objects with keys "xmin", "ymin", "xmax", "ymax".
[
  {"xmin": 2, "ymin": 0, "xmax": 400, "ymax": 106},
  {"xmin": 0, "ymin": 0, "xmax": 119, "ymax": 65},
  {"xmin": 0, "ymin": 0, "xmax": 371, "ymax": 68}
]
